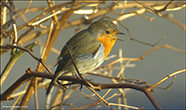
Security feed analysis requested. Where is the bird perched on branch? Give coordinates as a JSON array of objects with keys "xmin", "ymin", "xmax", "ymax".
[{"xmin": 46, "ymin": 18, "xmax": 125, "ymax": 95}]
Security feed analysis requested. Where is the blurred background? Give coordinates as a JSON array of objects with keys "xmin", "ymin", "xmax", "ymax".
[{"xmin": 1, "ymin": 1, "xmax": 185, "ymax": 109}]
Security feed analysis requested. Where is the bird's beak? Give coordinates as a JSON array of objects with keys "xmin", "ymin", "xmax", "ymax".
[
  {"xmin": 117, "ymin": 32, "xmax": 125, "ymax": 35},
  {"xmin": 112, "ymin": 34, "xmax": 124, "ymax": 42},
  {"xmin": 113, "ymin": 32, "xmax": 125, "ymax": 42}
]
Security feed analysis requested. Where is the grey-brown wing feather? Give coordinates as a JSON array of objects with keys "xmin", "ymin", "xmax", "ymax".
[{"xmin": 55, "ymin": 30, "xmax": 102, "ymax": 74}]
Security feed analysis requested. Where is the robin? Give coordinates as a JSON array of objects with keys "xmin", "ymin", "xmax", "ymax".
[{"xmin": 46, "ymin": 18, "xmax": 125, "ymax": 95}]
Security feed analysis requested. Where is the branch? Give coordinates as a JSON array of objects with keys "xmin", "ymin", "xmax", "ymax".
[
  {"xmin": 35, "ymin": 71, "xmax": 162, "ymax": 109},
  {"xmin": 0, "ymin": 43, "xmax": 52, "ymax": 74},
  {"xmin": 152, "ymin": 69, "xmax": 186, "ymax": 88},
  {"xmin": 0, "ymin": 69, "xmax": 33, "ymax": 102},
  {"xmin": 0, "ymin": 42, "xmax": 37, "ymax": 86}
]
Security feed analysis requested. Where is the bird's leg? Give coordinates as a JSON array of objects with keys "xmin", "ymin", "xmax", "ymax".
[
  {"xmin": 73, "ymin": 73, "xmax": 85, "ymax": 91},
  {"xmin": 85, "ymin": 78, "xmax": 93, "ymax": 82}
]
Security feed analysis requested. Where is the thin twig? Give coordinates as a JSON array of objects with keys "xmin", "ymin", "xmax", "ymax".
[
  {"xmin": 15, "ymin": 0, "xmax": 32, "ymax": 19},
  {"xmin": 34, "ymin": 77, "xmax": 39, "ymax": 110},
  {"xmin": 106, "ymin": 44, "xmax": 186, "ymax": 67},
  {"xmin": 0, "ymin": 44, "xmax": 52, "ymax": 74},
  {"xmin": 0, "ymin": 42, "xmax": 37, "ymax": 86},
  {"xmin": 152, "ymin": 69, "xmax": 186, "ymax": 88}
]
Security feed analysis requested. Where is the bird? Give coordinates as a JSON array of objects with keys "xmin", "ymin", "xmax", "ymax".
[{"xmin": 46, "ymin": 18, "xmax": 125, "ymax": 95}]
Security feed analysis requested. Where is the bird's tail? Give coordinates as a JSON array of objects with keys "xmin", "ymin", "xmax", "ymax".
[{"xmin": 46, "ymin": 72, "xmax": 62, "ymax": 96}]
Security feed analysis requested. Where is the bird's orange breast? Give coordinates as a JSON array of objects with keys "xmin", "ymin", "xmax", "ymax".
[{"xmin": 96, "ymin": 34, "xmax": 117, "ymax": 60}]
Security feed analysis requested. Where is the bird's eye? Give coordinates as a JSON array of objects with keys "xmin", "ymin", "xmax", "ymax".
[{"xmin": 106, "ymin": 31, "xmax": 110, "ymax": 34}]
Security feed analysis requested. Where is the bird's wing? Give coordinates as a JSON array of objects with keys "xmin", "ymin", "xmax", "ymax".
[{"xmin": 55, "ymin": 30, "xmax": 102, "ymax": 73}]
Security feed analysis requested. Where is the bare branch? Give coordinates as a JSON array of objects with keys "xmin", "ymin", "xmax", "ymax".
[{"xmin": 0, "ymin": 42, "xmax": 37, "ymax": 86}]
